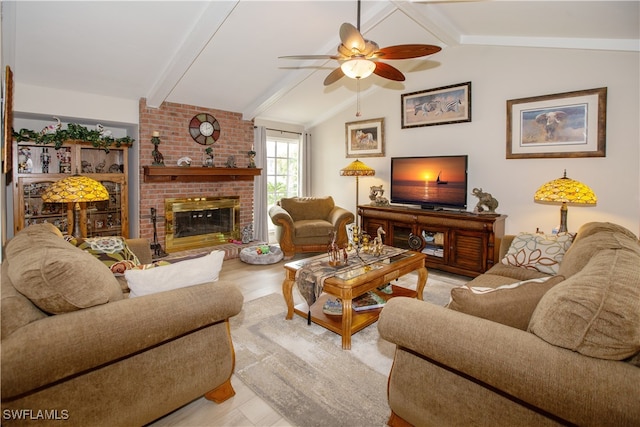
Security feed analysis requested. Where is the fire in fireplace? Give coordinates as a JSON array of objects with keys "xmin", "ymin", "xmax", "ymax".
[{"xmin": 165, "ymin": 196, "xmax": 240, "ymax": 252}]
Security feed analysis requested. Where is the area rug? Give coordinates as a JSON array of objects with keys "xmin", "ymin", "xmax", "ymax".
[{"xmin": 229, "ymin": 271, "xmax": 464, "ymax": 427}]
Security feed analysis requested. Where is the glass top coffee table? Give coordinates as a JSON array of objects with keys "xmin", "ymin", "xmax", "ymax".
[{"xmin": 282, "ymin": 250, "xmax": 427, "ymax": 349}]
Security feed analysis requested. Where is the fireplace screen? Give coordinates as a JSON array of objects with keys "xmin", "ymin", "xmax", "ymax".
[{"xmin": 165, "ymin": 196, "xmax": 240, "ymax": 252}]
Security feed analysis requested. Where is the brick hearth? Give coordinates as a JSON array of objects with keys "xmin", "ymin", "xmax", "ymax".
[{"xmin": 138, "ymin": 99, "xmax": 256, "ymax": 256}]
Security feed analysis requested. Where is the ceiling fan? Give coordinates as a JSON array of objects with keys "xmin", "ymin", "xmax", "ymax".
[{"xmin": 280, "ymin": 0, "xmax": 442, "ymax": 86}]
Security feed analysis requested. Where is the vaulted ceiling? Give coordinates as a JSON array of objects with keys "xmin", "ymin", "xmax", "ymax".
[{"xmin": 3, "ymin": 1, "xmax": 639, "ymax": 127}]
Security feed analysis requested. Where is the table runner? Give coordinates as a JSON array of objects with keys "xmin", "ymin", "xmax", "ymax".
[{"xmin": 295, "ymin": 246, "xmax": 408, "ymax": 310}]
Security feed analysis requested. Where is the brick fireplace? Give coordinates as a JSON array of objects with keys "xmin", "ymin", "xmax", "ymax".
[{"xmin": 138, "ymin": 99, "xmax": 256, "ymax": 253}]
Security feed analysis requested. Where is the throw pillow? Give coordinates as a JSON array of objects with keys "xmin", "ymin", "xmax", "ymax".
[
  {"xmin": 125, "ymin": 250, "xmax": 225, "ymax": 298},
  {"xmin": 6, "ymin": 224, "xmax": 123, "ymax": 314},
  {"xmin": 501, "ymin": 232, "xmax": 574, "ymax": 275},
  {"xmin": 529, "ymin": 233, "xmax": 640, "ymax": 360},
  {"xmin": 67, "ymin": 236, "xmax": 141, "ymax": 275},
  {"xmin": 448, "ymin": 275, "xmax": 565, "ymax": 331}
]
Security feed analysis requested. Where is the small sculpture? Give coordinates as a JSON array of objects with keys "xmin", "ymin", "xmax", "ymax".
[
  {"xmin": 41, "ymin": 117, "xmax": 61, "ymax": 135},
  {"xmin": 18, "ymin": 147, "xmax": 32, "ymax": 173},
  {"xmin": 81, "ymin": 160, "xmax": 94, "ymax": 173},
  {"xmin": 40, "ymin": 148, "xmax": 51, "ymax": 173},
  {"xmin": 203, "ymin": 147, "xmax": 214, "ymax": 167},
  {"xmin": 241, "ymin": 224, "xmax": 253, "ymax": 244},
  {"xmin": 177, "ymin": 157, "xmax": 192, "ymax": 167},
  {"xmin": 471, "ymin": 188, "xmax": 499, "ymax": 214},
  {"xmin": 151, "ymin": 134, "xmax": 165, "ymax": 166},
  {"xmin": 96, "ymin": 123, "xmax": 112, "ymax": 139},
  {"xmin": 369, "ymin": 185, "xmax": 389, "ymax": 206},
  {"xmin": 94, "ymin": 159, "xmax": 106, "ymax": 173},
  {"xmin": 226, "ymin": 155, "xmax": 237, "ymax": 168},
  {"xmin": 248, "ymin": 149, "xmax": 257, "ymax": 168},
  {"xmin": 372, "ymin": 226, "xmax": 386, "ymax": 256},
  {"xmin": 327, "ymin": 230, "xmax": 343, "ymax": 266}
]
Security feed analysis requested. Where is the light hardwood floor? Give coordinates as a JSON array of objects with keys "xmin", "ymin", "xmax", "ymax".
[
  {"xmin": 150, "ymin": 257, "xmax": 303, "ymax": 427},
  {"xmin": 150, "ymin": 255, "xmax": 468, "ymax": 427}
]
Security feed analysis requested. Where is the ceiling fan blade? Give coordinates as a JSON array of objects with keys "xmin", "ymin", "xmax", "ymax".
[
  {"xmin": 373, "ymin": 62, "xmax": 405, "ymax": 82},
  {"xmin": 376, "ymin": 44, "xmax": 442, "ymax": 60},
  {"xmin": 339, "ymin": 22, "xmax": 365, "ymax": 52},
  {"xmin": 279, "ymin": 55, "xmax": 338, "ymax": 60},
  {"xmin": 324, "ymin": 67, "xmax": 345, "ymax": 86}
]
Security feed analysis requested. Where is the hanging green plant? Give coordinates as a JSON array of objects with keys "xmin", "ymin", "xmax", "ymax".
[{"xmin": 13, "ymin": 123, "xmax": 135, "ymax": 153}]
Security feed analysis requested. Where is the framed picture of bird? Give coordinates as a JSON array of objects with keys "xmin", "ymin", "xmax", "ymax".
[{"xmin": 506, "ymin": 87, "xmax": 607, "ymax": 159}]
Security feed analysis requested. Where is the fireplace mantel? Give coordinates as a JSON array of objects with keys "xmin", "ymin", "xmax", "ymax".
[{"xmin": 143, "ymin": 166, "xmax": 262, "ymax": 183}]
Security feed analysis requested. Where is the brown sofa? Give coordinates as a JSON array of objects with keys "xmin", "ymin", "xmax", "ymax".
[
  {"xmin": 1, "ymin": 223, "xmax": 243, "ymax": 426},
  {"xmin": 378, "ymin": 222, "xmax": 640, "ymax": 427},
  {"xmin": 269, "ymin": 196, "xmax": 354, "ymax": 259}
]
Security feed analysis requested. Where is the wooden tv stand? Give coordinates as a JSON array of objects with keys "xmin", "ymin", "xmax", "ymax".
[{"xmin": 359, "ymin": 205, "xmax": 507, "ymax": 277}]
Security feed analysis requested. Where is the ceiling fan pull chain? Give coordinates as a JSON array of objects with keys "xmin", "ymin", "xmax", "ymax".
[{"xmin": 356, "ymin": 78, "xmax": 362, "ymax": 117}]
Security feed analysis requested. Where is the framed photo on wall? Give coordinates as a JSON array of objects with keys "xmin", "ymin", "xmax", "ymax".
[
  {"xmin": 401, "ymin": 82, "xmax": 471, "ymax": 129},
  {"xmin": 345, "ymin": 117, "xmax": 385, "ymax": 158},
  {"xmin": 3, "ymin": 66, "xmax": 14, "ymax": 174},
  {"xmin": 506, "ymin": 87, "xmax": 607, "ymax": 159}
]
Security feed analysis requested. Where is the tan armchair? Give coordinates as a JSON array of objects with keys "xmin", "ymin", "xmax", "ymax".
[{"xmin": 269, "ymin": 196, "xmax": 354, "ymax": 259}]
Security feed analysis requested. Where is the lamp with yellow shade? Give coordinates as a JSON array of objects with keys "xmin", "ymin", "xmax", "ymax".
[
  {"xmin": 41, "ymin": 175, "xmax": 110, "ymax": 238},
  {"xmin": 533, "ymin": 170, "xmax": 597, "ymax": 233},
  {"xmin": 340, "ymin": 159, "xmax": 375, "ymax": 226}
]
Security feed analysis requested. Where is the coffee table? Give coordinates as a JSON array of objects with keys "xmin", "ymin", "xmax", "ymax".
[{"xmin": 282, "ymin": 250, "xmax": 427, "ymax": 349}]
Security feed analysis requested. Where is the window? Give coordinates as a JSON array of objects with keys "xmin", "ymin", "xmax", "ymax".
[{"xmin": 266, "ymin": 135, "xmax": 300, "ymax": 233}]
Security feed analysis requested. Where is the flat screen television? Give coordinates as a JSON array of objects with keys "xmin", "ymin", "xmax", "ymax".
[{"xmin": 390, "ymin": 155, "xmax": 468, "ymax": 210}]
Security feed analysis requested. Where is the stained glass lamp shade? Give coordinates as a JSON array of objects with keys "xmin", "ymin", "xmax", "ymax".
[
  {"xmin": 340, "ymin": 159, "xmax": 375, "ymax": 225},
  {"xmin": 533, "ymin": 170, "xmax": 597, "ymax": 233},
  {"xmin": 41, "ymin": 175, "xmax": 109, "ymax": 237}
]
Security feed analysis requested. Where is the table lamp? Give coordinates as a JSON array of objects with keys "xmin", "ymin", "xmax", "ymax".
[
  {"xmin": 340, "ymin": 159, "xmax": 375, "ymax": 226},
  {"xmin": 41, "ymin": 175, "xmax": 110, "ymax": 238},
  {"xmin": 533, "ymin": 170, "xmax": 597, "ymax": 233}
]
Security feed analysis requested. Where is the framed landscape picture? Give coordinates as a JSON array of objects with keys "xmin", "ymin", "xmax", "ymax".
[
  {"xmin": 401, "ymin": 82, "xmax": 471, "ymax": 129},
  {"xmin": 345, "ymin": 117, "xmax": 384, "ymax": 158},
  {"xmin": 506, "ymin": 87, "xmax": 607, "ymax": 159}
]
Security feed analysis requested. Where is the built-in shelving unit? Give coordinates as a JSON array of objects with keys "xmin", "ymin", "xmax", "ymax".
[{"xmin": 13, "ymin": 140, "xmax": 130, "ymax": 238}]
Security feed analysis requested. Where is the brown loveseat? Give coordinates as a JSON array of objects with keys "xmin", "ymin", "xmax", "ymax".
[
  {"xmin": 378, "ymin": 222, "xmax": 640, "ymax": 427},
  {"xmin": 1, "ymin": 223, "xmax": 243, "ymax": 426},
  {"xmin": 269, "ymin": 196, "xmax": 354, "ymax": 259}
]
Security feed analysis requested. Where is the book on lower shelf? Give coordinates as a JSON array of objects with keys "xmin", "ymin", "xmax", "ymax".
[{"xmin": 352, "ymin": 291, "xmax": 386, "ymax": 312}]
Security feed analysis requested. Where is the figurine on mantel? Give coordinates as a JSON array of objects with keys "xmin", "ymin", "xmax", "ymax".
[
  {"xmin": 151, "ymin": 132, "xmax": 165, "ymax": 166},
  {"xmin": 248, "ymin": 144, "xmax": 257, "ymax": 168},
  {"xmin": 203, "ymin": 147, "xmax": 214, "ymax": 167},
  {"xmin": 226, "ymin": 155, "xmax": 237, "ymax": 168}
]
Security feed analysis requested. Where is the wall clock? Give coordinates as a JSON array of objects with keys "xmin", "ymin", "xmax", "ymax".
[{"xmin": 189, "ymin": 113, "xmax": 220, "ymax": 145}]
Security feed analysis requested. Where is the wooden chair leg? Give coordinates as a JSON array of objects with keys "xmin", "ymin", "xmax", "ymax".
[
  {"xmin": 204, "ymin": 378, "xmax": 235, "ymax": 403},
  {"xmin": 388, "ymin": 410, "xmax": 414, "ymax": 427}
]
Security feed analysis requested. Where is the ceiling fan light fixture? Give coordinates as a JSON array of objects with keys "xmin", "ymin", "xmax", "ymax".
[{"xmin": 341, "ymin": 58, "xmax": 376, "ymax": 79}]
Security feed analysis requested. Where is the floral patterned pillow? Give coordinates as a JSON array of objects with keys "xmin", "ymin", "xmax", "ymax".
[
  {"xmin": 67, "ymin": 236, "xmax": 141, "ymax": 275},
  {"xmin": 501, "ymin": 232, "xmax": 574, "ymax": 275}
]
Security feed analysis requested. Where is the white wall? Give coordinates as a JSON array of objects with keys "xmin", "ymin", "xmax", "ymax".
[{"xmin": 309, "ymin": 45, "xmax": 640, "ymax": 236}]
